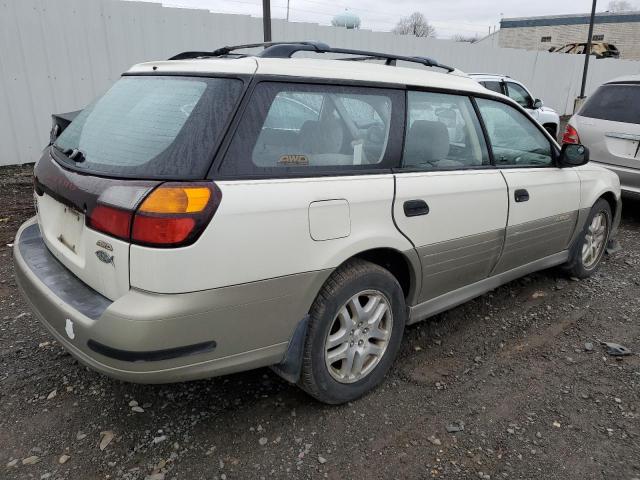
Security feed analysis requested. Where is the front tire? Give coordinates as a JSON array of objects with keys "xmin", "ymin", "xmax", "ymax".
[
  {"xmin": 298, "ymin": 259, "xmax": 406, "ymax": 404},
  {"xmin": 563, "ymin": 198, "xmax": 612, "ymax": 278}
]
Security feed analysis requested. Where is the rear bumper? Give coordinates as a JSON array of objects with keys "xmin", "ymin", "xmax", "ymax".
[{"xmin": 14, "ymin": 217, "xmax": 328, "ymax": 383}]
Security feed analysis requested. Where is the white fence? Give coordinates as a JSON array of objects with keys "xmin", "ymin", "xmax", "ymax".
[{"xmin": 2, "ymin": 0, "xmax": 640, "ymax": 166}]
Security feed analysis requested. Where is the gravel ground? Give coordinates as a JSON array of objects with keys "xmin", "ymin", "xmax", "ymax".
[{"xmin": 1, "ymin": 164, "xmax": 639, "ymax": 480}]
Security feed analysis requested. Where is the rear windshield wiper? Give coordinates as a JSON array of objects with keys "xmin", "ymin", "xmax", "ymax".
[{"xmin": 52, "ymin": 144, "xmax": 86, "ymax": 163}]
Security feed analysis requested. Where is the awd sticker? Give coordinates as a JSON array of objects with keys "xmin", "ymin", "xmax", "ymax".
[{"xmin": 278, "ymin": 154, "xmax": 309, "ymax": 166}]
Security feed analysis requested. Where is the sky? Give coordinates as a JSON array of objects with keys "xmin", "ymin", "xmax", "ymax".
[{"xmin": 126, "ymin": 0, "xmax": 637, "ymax": 38}]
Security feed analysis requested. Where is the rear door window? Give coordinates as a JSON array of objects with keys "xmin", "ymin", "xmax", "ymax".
[
  {"xmin": 53, "ymin": 76, "xmax": 244, "ymax": 179},
  {"xmin": 219, "ymin": 82, "xmax": 404, "ymax": 176},
  {"xmin": 402, "ymin": 91, "xmax": 489, "ymax": 169},
  {"xmin": 580, "ymin": 84, "xmax": 640, "ymax": 124}
]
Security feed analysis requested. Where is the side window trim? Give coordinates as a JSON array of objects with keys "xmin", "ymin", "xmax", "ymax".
[
  {"xmin": 471, "ymin": 96, "xmax": 496, "ymax": 167},
  {"xmin": 473, "ymin": 95, "xmax": 559, "ymax": 169}
]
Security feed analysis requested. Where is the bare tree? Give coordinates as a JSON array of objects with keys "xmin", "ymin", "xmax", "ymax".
[
  {"xmin": 392, "ymin": 12, "xmax": 436, "ymax": 38},
  {"xmin": 608, "ymin": 0, "xmax": 635, "ymax": 11},
  {"xmin": 452, "ymin": 34, "xmax": 480, "ymax": 43}
]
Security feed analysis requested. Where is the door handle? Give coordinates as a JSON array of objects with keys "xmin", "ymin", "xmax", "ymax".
[
  {"xmin": 514, "ymin": 189, "xmax": 530, "ymax": 203},
  {"xmin": 403, "ymin": 199, "xmax": 429, "ymax": 217}
]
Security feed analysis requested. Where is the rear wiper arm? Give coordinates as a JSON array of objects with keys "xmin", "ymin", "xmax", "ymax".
[{"xmin": 52, "ymin": 144, "xmax": 86, "ymax": 163}]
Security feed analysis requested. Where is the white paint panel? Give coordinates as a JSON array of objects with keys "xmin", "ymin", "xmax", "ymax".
[
  {"xmin": 36, "ymin": 193, "xmax": 130, "ymax": 301},
  {"xmin": 3, "ymin": 0, "xmax": 640, "ymax": 166},
  {"xmin": 575, "ymin": 164, "xmax": 622, "ymax": 208},
  {"xmin": 500, "ymin": 168, "xmax": 581, "ymax": 226},
  {"xmin": 130, "ymin": 175, "xmax": 411, "ymax": 293},
  {"xmin": 394, "ymin": 170, "xmax": 508, "ymax": 246}
]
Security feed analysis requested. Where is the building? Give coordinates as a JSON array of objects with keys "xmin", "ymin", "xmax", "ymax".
[{"xmin": 498, "ymin": 11, "xmax": 640, "ymax": 60}]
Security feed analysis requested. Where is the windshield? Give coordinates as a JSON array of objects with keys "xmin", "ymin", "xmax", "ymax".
[{"xmin": 53, "ymin": 76, "xmax": 243, "ymax": 179}]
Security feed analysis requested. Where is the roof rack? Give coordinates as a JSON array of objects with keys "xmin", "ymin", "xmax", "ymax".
[
  {"xmin": 169, "ymin": 41, "xmax": 455, "ymax": 73},
  {"xmin": 467, "ymin": 73, "xmax": 510, "ymax": 78}
]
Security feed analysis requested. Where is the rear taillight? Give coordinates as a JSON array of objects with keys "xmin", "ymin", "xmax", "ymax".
[
  {"xmin": 88, "ymin": 183, "xmax": 221, "ymax": 247},
  {"xmin": 562, "ymin": 124, "xmax": 580, "ymax": 144},
  {"xmin": 131, "ymin": 216, "xmax": 196, "ymax": 245},
  {"xmin": 88, "ymin": 204, "xmax": 133, "ymax": 240}
]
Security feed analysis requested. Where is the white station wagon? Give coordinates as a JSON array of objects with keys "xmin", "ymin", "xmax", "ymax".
[{"xmin": 14, "ymin": 42, "xmax": 621, "ymax": 404}]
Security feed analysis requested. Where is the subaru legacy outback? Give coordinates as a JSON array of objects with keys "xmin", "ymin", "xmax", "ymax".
[{"xmin": 14, "ymin": 42, "xmax": 621, "ymax": 404}]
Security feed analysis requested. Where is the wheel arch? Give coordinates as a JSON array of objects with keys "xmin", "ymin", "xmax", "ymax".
[
  {"xmin": 599, "ymin": 190, "xmax": 618, "ymax": 219},
  {"xmin": 348, "ymin": 247, "xmax": 422, "ymax": 306},
  {"xmin": 542, "ymin": 122, "xmax": 558, "ymax": 138},
  {"xmin": 273, "ymin": 247, "xmax": 421, "ymax": 386}
]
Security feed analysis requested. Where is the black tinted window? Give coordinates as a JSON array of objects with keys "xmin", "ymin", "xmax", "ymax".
[
  {"xmin": 220, "ymin": 82, "xmax": 404, "ymax": 176},
  {"xmin": 482, "ymin": 81, "xmax": 504, "ymax": 94},
  {"xmin": 53, "ymin": 76, "xmax": 243, "ymax": 179},
  {"xmin": 580, "ymin": 84, "xmax": 640, "ymax": 124}
]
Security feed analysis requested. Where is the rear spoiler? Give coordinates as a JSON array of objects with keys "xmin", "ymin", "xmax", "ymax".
[{"xmin": 49, "ymin": 110, "xmax": 82, "ymax": 144}]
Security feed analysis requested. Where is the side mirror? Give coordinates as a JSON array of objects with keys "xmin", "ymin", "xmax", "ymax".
[
  {"xmin": 559, "ymin": 143, "xmax": 589, "ymax": 167},
  {"xmin": 533, "ymin": 98, "xmax": 543, "ymax": 109}
]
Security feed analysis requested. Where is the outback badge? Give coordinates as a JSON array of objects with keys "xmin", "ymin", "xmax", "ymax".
[{"xmin": 96, "ymin": 239, "xmax": 113, "ymax": 251}]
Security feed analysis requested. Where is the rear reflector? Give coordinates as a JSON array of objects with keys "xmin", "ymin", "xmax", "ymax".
[
  {"xmin": 88, "ymin": 204, "xmax": 132, "ymax": 240},
  {"xmin": 562, "ymin": 124, "xmax": 580, "ymax": 144}
]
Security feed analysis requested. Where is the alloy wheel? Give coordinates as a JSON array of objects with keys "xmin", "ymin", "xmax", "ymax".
[{"xmin": 324, "ymin": 290, "xmax": 393, "ymax": 384}]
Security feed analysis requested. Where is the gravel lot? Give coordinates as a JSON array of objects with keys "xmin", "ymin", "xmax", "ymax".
[{"xmin": 1, "ymin": 164, "xmax": 639, "ymax": 480}]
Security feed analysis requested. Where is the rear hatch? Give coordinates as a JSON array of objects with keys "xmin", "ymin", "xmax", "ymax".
[
  {"xmin": 34, "ymin": 75, "xmax": 244, "ymax": 301},
  {"xmin": 574, "ymin": 83, "xmax": 640, "ymax": 170}
]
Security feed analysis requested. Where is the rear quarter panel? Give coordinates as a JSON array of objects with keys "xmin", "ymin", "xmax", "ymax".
[{"xmin": 129, "ymin": 175, "xmax": 413, "ymax": 293}]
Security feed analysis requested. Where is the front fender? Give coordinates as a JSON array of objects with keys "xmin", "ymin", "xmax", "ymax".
[{"xmin": 538, "ymin": 108, "xmax": 560, "ymax": 126}]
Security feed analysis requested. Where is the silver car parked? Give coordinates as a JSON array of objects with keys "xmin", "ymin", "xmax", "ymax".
[{"xmin": 564, "ymin": 75, "xmax": 640, "ymax": 198}]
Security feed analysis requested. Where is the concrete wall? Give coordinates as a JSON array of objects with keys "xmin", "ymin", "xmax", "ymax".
[{"xmin": 2, "ymin": 0, "xmax": 640, "ymax": 166}]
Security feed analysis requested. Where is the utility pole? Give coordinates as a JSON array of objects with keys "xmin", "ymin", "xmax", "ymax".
[
  {"xmin": 579, "ymin": 0, "xmax": 597, "ymax": 98},
  {"xmin": 286, "ymin": 0, "xmax": 290, "ymax": 22},
  {"xmin": 262, "ymin": 0, "xmax": 272, "ymax": 42}
]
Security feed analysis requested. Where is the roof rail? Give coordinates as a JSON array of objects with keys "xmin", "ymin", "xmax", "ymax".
[
  {"xmin": 467, "ymin": 73, "xmax": 510, "ymax": 78},
  {"xmin": 169, "ymin": 41, "xmax": 455, "ymax": 72},
  {"xmin": 168, "ymin": 41, "xmax": 330, "ymax": 61}
]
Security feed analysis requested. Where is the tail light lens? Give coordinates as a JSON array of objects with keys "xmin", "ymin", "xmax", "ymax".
[
  {"xmin": 88, "ymin": 182, "xmax": 221, "ymax": 247},
  {"xmin": 562, "ymin": 124, "xmax": 580, "ymax": 144},
  {"xmin": 88, "ymin": 205, "xmax": 133, "ymax": 241}
]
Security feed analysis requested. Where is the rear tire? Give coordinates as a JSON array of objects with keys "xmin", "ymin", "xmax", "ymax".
[
  {"xmin": 563, "ymin": 198, "xmax": 612, "ymax": 279},
  {"xmin": 298, "ymin": 259, "xmax": 406, "ymax": 404}
]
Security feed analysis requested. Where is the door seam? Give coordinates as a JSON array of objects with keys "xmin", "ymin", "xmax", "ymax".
[{"xmin": 488, "ymin": 170, "xmax": 511, "ymax": 276}]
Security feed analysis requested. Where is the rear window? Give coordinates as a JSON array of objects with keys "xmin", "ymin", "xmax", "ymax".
[
  {"xmin": 53, "ymin": 76, "xmax": 243, "ymax": 179},
  {"xmin": 580, "ymin": 84, "xmax": 640, "ymax": 124}
]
